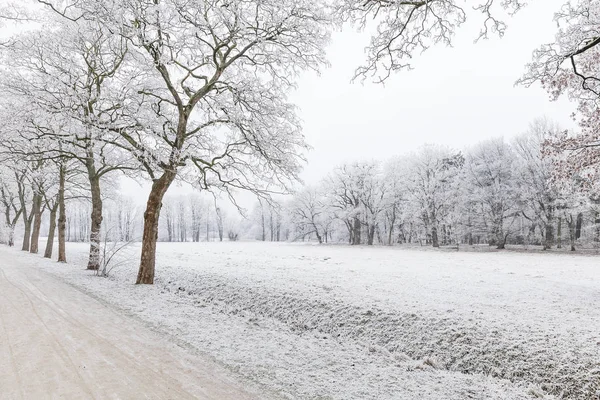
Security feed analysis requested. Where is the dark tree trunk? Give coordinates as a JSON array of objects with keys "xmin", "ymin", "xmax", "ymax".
[
  {"xmin": 367, "ymin": 224, "xmax": 375, "ymax": 245},
  {"xmin": 315, "ymin": 230, "xmax": 323, "ymax": 244},
  {"xmin": 44, "ymin": 204, "xmax": 58, "ymax": 258},
  {"xmin": 431, "ymin": 225, "xmax": 439, "ymax": 248},
  {"xmin": 496, "ymin": 228, "xmax": 506, "ymax": 250},
  {"xmin": 575, "ymin": 213, "xmax": 583, "ymax": 240},
  {"xmin": 261, "ymin": 210, "xmax": 266, "ymax": 241},
  {"xmin": 137, "ymin": 172, "xmax": 176, "ymax": 285},
  {"xmin": 543, "ymin": 209, "xmax": 554, "ymax": 250},
  {"xmin": 30, "ymin": 196, "xmax": 44, "ymax": 254},
  {"xmin": 8, "ymin": 228, "xmax": 15, "ymax": 247},
  {"xmin": 87, "ymin": 174, "xmax": 103, "ymax": 270},
  {"xmin": 57, "ymin": 163, "xmax": 67, "ymax": 263},
  {"xmin": 557, "ymin": 217, "xmax": 562, "ymax": 249},
  {"xmin": 352, "ymin": 216, "xmax": 361, "ymax": 245},
  {"xmin": 567, "ymin": 216, "xmax": 576, "ymax": 252},
  {"xmin": 387, "ymin": 207, "xmax": 396, "ymax": 246},
  {"xmin": 596, "ymin": 211, "xmax": 600, "ymax": 243}
]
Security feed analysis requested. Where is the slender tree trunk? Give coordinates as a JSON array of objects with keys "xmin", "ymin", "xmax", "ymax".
[
  {"xmin": 87, "ymin": 174, "xmax": 103, "ymax": 270},
  {"xmin": 367, "ymin": 224, "xmax": 375, "ymax": 245},
  {"xmin": 557, "ymin": 217, "xmax": 562, "ymax": 249},
  {"xmin": 543, "ymin": 209, "xmax": 554, "ymax": 250},
  {"xmin": 315, "ymin": 229, "xmax": 322, "ymax": 244},
  {"xmin": 431, "ymin": 225, "xmax": 439, "ymax": 248},
  {"xmin": 137, "ymin": 172, "xmax": 176, "ymax": 285},
  {"xmin": 496, "ymin": 225, "xmax": 506, "ymax": 250},
  {"xmin": 8, "ymin": 226, "xmax": 15, "ymax": 247},
  {"xmin": 567, "ymin": 216, "xmax": 576, "ymax": 252},
  {"xmin": 352, "ymin": 216, "xmax": 361, "ymax": 245},
  {"xmin": 22, "ymin": 196, "xmax": 38, "ymax": 252},
  {"xmin": 44, "ymin": 204, "xmax": 58, "ymax": 258},
  {"xmin": 261, "ymin": 210, "xmax": 266, "ymax": 241},
  {"xmin": 57, "ymin": 163, "xmax": 67, "ymax": 263},
  {"xmin": 30, "ymin": 196, "xmax": 43, "ymax": 254},
  {"xmin": 576, "ymin": 213, "xmax": 583, "ymax": 240}
]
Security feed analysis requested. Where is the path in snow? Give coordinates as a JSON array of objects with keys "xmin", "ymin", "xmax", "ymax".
[{"xmin": 0, "ymin": 247, "xmax": 263, "ymax": 400}]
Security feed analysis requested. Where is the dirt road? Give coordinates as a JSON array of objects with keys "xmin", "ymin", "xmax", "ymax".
[{"xmin": 0, "ymin": 249, "xmax": 262, "ymax": 400}]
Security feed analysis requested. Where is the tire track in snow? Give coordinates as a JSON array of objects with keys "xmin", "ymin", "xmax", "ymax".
[
  {"xmin": 18, "ymin": 269, "xmax": 203, "ymax": 400},
  {"xmin": 0, "ymin": 266, "xmax": 98, "ymax": 400},
  {"xmin": 0, "ymin": 270, "xmax": 25, "ymax": 400}
]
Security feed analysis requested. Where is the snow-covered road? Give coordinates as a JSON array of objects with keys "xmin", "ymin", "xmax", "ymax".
[{"xmin": 0, "ymin": 247, "xmax": 263, "ymax": 400}]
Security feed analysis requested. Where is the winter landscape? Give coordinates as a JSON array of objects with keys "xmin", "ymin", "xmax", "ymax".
[{"xmin": 0, "ymin": 0, "xmax": 600, "ymax": 399}]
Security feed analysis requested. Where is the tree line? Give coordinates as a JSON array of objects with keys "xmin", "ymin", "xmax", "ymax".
[{"xmin": 286, "ymin": 118, "xmax": 598, "ymax": 250}]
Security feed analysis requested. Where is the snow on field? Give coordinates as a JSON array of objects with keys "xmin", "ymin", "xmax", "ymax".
[{"xmin": 20, "ymin": 241, "xmax": 600, "ymax": 399}]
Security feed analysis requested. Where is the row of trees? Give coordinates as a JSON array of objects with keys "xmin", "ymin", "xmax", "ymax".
[
  {"xmin": 286, "ymin": 119, "xmax": 597, "ymax": 250},
  {"xmin": 0, "ymin": 0, "xmax": 599, "ymax": 283}
]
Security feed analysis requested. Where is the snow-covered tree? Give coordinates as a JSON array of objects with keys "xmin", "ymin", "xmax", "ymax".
[
  {"xmin": 520, "ymin": 2, "xmax": 600, "ymax": 191},
  {"xmin": 462, "ymin": 138, "xmax": 521, "ymax": 249},
  {"xmin": 405, "ymin": 145, "xmax": 462, "ymax": 247},
  {"xmin": 33, "ymin": 0, "xmax": 332, "ymax": 284},
  {"xmin": 513, "ymin": 118, "xmax": 562, "ymax": 249},
  {"xmin": 289, "ymin": 185, "xmax": 334, "ymax": 244}
]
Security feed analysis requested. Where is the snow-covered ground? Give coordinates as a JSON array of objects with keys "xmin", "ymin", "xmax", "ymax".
[{"xmin": 18, "ymin": 241, "xmax": 600, "ymax": 399}]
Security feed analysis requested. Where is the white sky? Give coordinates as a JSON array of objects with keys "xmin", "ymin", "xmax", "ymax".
[{"xmin": 293, "ymin": 0, "xmax": 575, "ymax": 184}]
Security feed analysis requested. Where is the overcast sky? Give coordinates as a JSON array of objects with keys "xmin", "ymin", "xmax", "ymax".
[{"xmin": 293, "ymin": 0, "xmax": 575, "ymax": 184}]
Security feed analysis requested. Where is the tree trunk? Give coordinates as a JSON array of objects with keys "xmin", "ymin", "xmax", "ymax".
[
  {"xmin": 543, "ymin": 209, "xmax": 554, "ymax": 250},
  {"xmin": 87, "ymin": 174, "xmax": 103, "ymax": 270},
  {"xmin": 431, "ymin": 225, "xmax": 439, "ymax": 248},
  {"xmin": 8, "ymin": 227, "xmax": 15, "ymax": 247},
  {"xmin": 367, "ymin": 224, "xmax": 375, "ymax": 245},
  {"xmin": 44, "ymin": 204, "xmax": 58, "ymax": 258},
  {"xmin": 496, "ymin": 227, "xmax": 506, "ymax": 250},
  {"xmin": 567, "ymin": 216, "xmax": 576, "ymax": 252},
  {"xmin": 387, "ymin": 209, "xmax": 396, "ymax": 246},
  {"xmin": 315, "ymin": 229, "xmax": 322, "ymax": 244},
  {"xmin": 352, "ymin": 216, "xmax": 361, "ymax": 245},
  {"xmin": 557, "ymin": 217, "xmax": 562, "ymax": 249},
  {"xmin": 137, "ymin": 172, "xmax": 176, "ymax": 285},
  {"xmin": 57, "ymin": 163, "xmax": 67, "ymax": 263},
  {"xmin": 575, "ymin": 213, "xmax": 583, "ymax": 240},
  {"xmin": 21, "ymin": 195, "xmax": 38, "ymax": 252},
  {"xmin": 30, "ymin": 196, "xmax": 44, "ymax": 254},
  {"xmin": 261, "ymin": 208, "xmax": 266, "ymax": 241}
]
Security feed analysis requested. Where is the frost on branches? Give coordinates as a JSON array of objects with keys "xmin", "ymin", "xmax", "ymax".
[
  {"xmin": 336, "ymin": 0, "xmax": 526, "ymax": 81},
  {"xmin": 520, "ymin": 1, "xmax": 600, "ymax": 191}
]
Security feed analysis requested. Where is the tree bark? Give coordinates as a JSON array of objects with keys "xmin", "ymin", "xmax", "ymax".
[
  {"xmin": 30, "ymin": 195, "xmax": 43, "ymax": 254},
  {"xmin": 367, "ymin": 224, "xmax": 375, "ymax": 245},
  {"xmin": 557, "ymin": 217, "xmax": 562, "ymax": 249},
  {"xmin": 352, "ymin": 216, "xmax": 361, "ymax": 245},
  {"xmin": 431, "ymin": 225, "xmax": 439, "ymax": 248},
  {"xmin": 567, "ymin": 216, "xmax": 576, "ymax": 252},
  {"xmin": 44, "ymin": 204, "xmax": 58, "ymax": 258},
  {"xmin": 86, "ymin": 168, "xmax": 103, "ymax": 270},
  {"xmin": 57, "ymin": 163, "xmax": 67, "ymax": 263},
  {"xmin": 21, "ymin": 195, "xmax": 38, "ymax": 252},
  {"xmin": 543, "ymin": 208, "xmax": 554, "ymax": 250},
  {"xmin": 575, "ymin": 213, "xmax": 583, "ymax": 240},
  {"xmin": 137, "ymin": 172, "xmax": 176, "ymax": 284}
]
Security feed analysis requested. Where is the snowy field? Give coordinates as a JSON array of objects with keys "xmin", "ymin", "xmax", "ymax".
[{"xmin": 17, "ymin": 242, "xmax": 600, "ymax": 400}]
